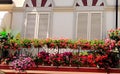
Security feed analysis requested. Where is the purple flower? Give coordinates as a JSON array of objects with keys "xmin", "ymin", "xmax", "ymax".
[{"xmin": 10, "ymin": 56, "xmax": 35, "ymax": 71}]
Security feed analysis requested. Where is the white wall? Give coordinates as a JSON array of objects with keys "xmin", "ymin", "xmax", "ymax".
[
  {"xmin": 105, "ymin": 11, "xmax": 116, "ymax": 31},
  {"xmin": 119, "ymin": 11, "xmax": 120, "ymax": 27},
  {"xmin": 106, "ymin": 0, "xmax": 116, "ymax": 6},
  {"xmin": 52, "ymin": 12, "xmax": 74, "ymax": 39},
  {"xmin": 0, "ymin": 12, "xmax": 12, "ymax": 32},
  {"xmin": 0, "ymin": 12, "xmax": 9, "ymax": 30},
  {"xmin": 53, "ymin": 0, "xmax": 74, "ymax": 6},
  {"xmin": 106, "ymin": 0, "xmax": 120, "ymax": 6},
  {"xmin": 12, "ymin": 12, "xmax": 25, "ymax": 35},
  {"xmin": 13, "ymin": 0, "xmax": 25, "ymax": 7},
  {"xmin": 10, "ymin": 0, "xmax": 119, "ymax": 39},
  {"xmin": 0, "ymin": 12, "xmax": 8, "ymax": 25}
]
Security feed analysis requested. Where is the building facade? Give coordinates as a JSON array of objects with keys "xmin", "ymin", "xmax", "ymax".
[{"xmin": 0, "ymin": 0, "xmax": 120, "ymax": 40}]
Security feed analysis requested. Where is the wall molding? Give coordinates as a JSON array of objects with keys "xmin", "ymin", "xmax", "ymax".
[
  {"xmin": 0, "ymin": 4, "xmax": 13, "ymax": 11},
  {"xmin": 12, "ymin": 7, "xmax": 25, "ymax": 12},
  {"xmin": 53, "ymin": 7, "xmax": 74, "ymax": 12},
  {"xmin": 105, "ymin": 6, "xmax": 120, "ymax": 11}
]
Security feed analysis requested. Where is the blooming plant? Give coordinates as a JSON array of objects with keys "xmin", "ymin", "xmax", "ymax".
[
  {"xmin": 95, "ymin": 55, "xmax": 110, "ymax": 69},
  {"xmin": 67, "ymin": 40, "xmax": 77, "ymax": 49},
  {"xmin": 21, "ymin": 39, "xmax": 32, "ymax": 48},
  {"xmin": 90, "ymin": 40, "xmax": 104, "ymax": 50},
  {"xmin": 76, "ymin": 40, "xmax": 91, "ymax": 50},
  {"xmin": 108, "ymin": 28, "xmax": 120, "ymax": 42},
  {"xmin": 62, "ymin": 52, "xmax": 72, "ymax": 66},
  {"xmin": 57, "ymin": 39, "xmax": 69, "ymax": 48},
  {"xmin": 0, "ymin": 28, "xmax": 120, "ymax": 70},
  {"xmin": 71, "ymin": 55, "xmax": 81, "ymax": 67},
  {"xmin": 10, "ymin": 56, "xmax": 35, "ymax": 71},
  {"xmin": 87, "ymin": 54, "xmax": 96, "ymax": 67},
  {"xmin": 9, "ymin": 39, "xmax": 21, "ymax": 50},
  {"xmin": 44, "ymin": 38, "xmax": 55, "ymax": 48},
  {"xmin": 32, "ymin": 39, "xmax": 44, "ymax": 48},
  {"xmin": 34, "ymin": 51, "xmax": 50, "ymax": 65},
  {"xmin": 51, "ymin": 53, "xmax": 63, "ymax": 66}
]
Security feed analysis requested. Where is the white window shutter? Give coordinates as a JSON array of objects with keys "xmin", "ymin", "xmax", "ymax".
[
  {"xmin": 25, "ymin": 14, "xmax": 36, "ymax": 38},
  {"xmin": 90, "ymin": 13, "xmax": 101, "ymax": 40},
  {"xmin": 38, "ymin": 14, "xmax": 49, "ymax": 38},
  {"xmin": 77, "ymin": 13, "xmax": 88, "ymax": 39}
]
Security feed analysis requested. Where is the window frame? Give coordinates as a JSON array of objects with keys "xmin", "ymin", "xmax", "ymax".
[
  {"xmin": 24, "ymin": 12, "xmax": 51, "ymax": 39},
  {"xmin": 76, "ymin": 11, "xmax": 103, "ymax": 40}
]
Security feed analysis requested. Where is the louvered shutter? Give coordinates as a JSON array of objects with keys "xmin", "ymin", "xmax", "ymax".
[
  {"xmin": 90, "ymin": 13, "xmax": 101, "ymax": 40},
  {"xmin": 38, "ymin": 14, "xmax": 49, "ymax": 38},
  {"xmin": 25, "ymin": 14, "xmax": 36, "ymax": 38},
  {"xmin": 77, "ymin": 13, "xmax": 88, "ymax": 39}
]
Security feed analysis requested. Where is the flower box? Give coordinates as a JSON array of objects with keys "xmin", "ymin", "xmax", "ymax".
[{"xmin": 0, "ymin": 65, "xmax": 120, "ymax": 73}]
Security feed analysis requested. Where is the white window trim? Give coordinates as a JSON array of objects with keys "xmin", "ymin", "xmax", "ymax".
[
  {"xmin": 76, "ymin": 6, "xmax": 104, "ymax": 11},
  {"xmin": 76, "ymin": 11, "xmax": 103, "ymax": 40},
  {"xmin": 25, "ymin": 12, "xmax": 51, "ymax": 39},
  {"xmin": 25, "ymin": 7, "xmax": 53, "ymax": 12}
]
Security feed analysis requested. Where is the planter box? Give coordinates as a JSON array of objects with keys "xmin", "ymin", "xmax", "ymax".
[{"xmin": 0, "ymin": 65, "xmax": 120, "ymax": 73}]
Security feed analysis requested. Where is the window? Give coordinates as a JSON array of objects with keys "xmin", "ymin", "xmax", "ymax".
[
  {"xmin": 24, "ymin": 12, "xmax": 50, "ymax": 39},
  {"xmin": 76, "ymin": 12, "xmax": 102, "ymax": 40}
]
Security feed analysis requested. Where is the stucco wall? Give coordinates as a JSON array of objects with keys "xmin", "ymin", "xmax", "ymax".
[
  {"xmin": 105, "ymin": 11, "xmax": 116, "ymax": 30},
  {"xmin": 11, "ymin": 12, "xmax": 25, "ymax": 35},
  {"xmin": 52, "ymin": 12, "xmax": 74, "ymax": 39},
  {"xmin": 119, "ymin": 11, "xmax": 120, "ymax": 27},
  {"xmin": 2, "ymin": 0, "xmax": 119, "ymax": 39},
  {"xmin": 12, "ymin": 0, "xmax": 25, "ymax": 7},
  {"xmin": 0, "ymin": 12, "xmax": 12, "ymax": 32}
]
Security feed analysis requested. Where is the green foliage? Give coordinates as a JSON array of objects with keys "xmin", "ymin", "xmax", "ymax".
[
  {"xmin": 0, "ymin": 31, "xmax": 7, "ymax": 38},
  {"xmin": 22, "ymin": 39, "xmax": 31, "ymax": 48},
  {"xmin": 108, "ymin": 29, "xmax": 120, "ymax": 41},
  {"xmin": 80, "ymin": 51, "xmax": 88, "ymax": 56}
]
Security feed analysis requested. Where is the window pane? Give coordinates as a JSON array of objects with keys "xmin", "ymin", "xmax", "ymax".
[
  {"xmin": 77, "ymin": 13, "xmax": 88, "ymax": 39},
  {"xmin": 38, "ymin": 14, "xmax": 49, "ymax": 38},
  {"xmin": 90, "ymin": 13, "xmax": 101, "ymax": 40},
  {"xmin": 25, "ymin": 14, "xmax": 36, "ymax": 38}
]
